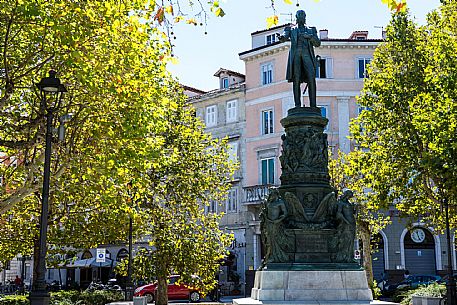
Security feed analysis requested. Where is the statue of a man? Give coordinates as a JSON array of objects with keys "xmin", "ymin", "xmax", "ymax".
[{"xmin": 282, "ymin": 10, "xmax": 321, "ymax": 108}]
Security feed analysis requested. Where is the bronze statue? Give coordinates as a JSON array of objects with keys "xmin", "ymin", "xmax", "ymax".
[
  {"xmin": 260, "ymin": 189, "xmax": 294, "ymax": 263},
  {"xmin": 281, "ymin": 10, "xmax": 321, "ymax": 108},
  {"xmin": 335, "ymin": 190, "xmax": 356, "ymax": 263}
]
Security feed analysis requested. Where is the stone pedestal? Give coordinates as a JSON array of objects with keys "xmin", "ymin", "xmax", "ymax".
[{"xmin": 233, "ymin": 270, "xmax": 373, "ymax": 305}]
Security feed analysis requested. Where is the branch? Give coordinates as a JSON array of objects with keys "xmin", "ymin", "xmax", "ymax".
[{"xmin": 0, "ymin": 3, "xmax": 17, "ymax": 108}]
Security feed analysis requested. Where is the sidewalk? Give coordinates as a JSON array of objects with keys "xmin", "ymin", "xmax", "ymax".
[{"xmin": 109, "ymin": 295, "xmax": 239, "ymax": 305}]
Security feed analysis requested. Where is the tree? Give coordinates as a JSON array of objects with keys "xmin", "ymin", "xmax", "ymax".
[
  {"xmin": 115, "ymin": 91, "xmax": 235, "ymax": 305},
  {"xmin": 350, "ymin": 1, "xmax": 457, "ymax": 231},
  {"xmin": 0, "ymin": 1, "xmax": 234, "ymax": 298},
  {"xmin": 328, "ymin": 150, "xmax": 390, "ymax": 289}
]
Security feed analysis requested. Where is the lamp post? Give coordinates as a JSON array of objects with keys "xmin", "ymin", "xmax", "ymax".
[
  {"xmin": 29, "ymin": 70, "xmax": 67, "ymax": 305},
  {"xmin": 444, "ymin": 197, "xmax": 456, "ymax": 305},
  {"xmin": 125, "ymin": 182, "xmax": 134, "ymax": 301}
]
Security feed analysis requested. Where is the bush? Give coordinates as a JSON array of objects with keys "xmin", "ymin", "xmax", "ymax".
[
  {"xmin": 370, "ymin": 280, "xmax": 382, "ymax": 300},
  {"xmin": 50, "ymin": 291, "xmax": 81, "ymax": 304},
  {"xmin": 0, "ymin": 290, "xmax": 124, "ymax": 305},
  {"xmin": 399, "ymin": 283, "xmax": 446, "ymax": 305},
  {"xmin": 0, "ymin": 295, "xmax": 29, "ymax": 305},
  {"xmin": 78, "ymin": 290, "xmax": 124, "ymax": 305}
]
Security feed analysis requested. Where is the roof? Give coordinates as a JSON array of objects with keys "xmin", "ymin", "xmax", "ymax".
[
  {"xmin": 188, "ymin": 83, "xmax": 245, "ymax": 102},
  {"xmin": 239, "ymin": 38, "xmax": 383, "ymax": 57},
  {"xmin": 251, "ymin": 23, "xmax": 292, "ymax": 36},
  {"xmin": 213, "ymin": 68, "xmax": 245, "ymax": 79},
  {"xmin": 182, "ymin": 85, "xmax": 206, "ymax": 95}
]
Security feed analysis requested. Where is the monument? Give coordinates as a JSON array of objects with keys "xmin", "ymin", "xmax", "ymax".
[{"xmin": 234, "ymin": 10, "xmax": 372, "ymax": 305}]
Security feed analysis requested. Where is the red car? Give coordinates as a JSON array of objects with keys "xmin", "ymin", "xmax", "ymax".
[{"xmin": 134, "ymin": 275, "xmax": 202, "ymax": 303}]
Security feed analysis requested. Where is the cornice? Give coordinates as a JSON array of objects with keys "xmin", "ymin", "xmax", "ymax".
[{"xmin": 239, "ymin": 40, "xmax": 380, "ymax": 62}]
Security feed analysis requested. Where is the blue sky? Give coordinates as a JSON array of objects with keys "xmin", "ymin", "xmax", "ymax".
[{"xmin": 167, "ymin": 0, "xmax": 441, "ymax": 91}]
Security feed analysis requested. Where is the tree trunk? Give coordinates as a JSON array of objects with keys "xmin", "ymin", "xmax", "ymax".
[
  {"xmin": 359, "ymin": 222, "xmax": 373, "ymax": 288},
  {"xmin": 155, "ymin": 258, "xmax": 168, "ymax": 305}
]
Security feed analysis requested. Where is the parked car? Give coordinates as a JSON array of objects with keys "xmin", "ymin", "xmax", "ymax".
[
  {"xmin": 384, "ymin": 275, "xmax": 442, "ymax": 294},
  {"xmin": 134, "ymin": 275, "xmax": 202, "ymax": 303}
]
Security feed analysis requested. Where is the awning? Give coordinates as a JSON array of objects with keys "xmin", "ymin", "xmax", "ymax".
[{"xmin": 64, "ymin": 258, "xmax": 117, "ymax": 268}]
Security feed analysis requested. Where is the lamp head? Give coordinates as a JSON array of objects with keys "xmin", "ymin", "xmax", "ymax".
[{"xmin": 36, "ymin": 70, "xmax": 67, "ymax": 93}]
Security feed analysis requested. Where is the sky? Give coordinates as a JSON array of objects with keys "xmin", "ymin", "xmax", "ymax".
[{"xmin": 167, "ymin": 0, "xmax": 441, "ymax": 91}]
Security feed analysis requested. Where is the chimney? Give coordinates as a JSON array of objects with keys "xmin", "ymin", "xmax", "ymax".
[{"xmin": 319, "ymin": 29, "xmax": 328, "ymax": 40}]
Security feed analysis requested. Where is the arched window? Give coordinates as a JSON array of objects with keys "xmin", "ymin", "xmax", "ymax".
[
  {"xmin": 404, "ymin": 228, "xmax": 436, "ymax": 274},
  {"xmin": 116, "ymin": 249, "xmax": 129, "ymax": 262}
]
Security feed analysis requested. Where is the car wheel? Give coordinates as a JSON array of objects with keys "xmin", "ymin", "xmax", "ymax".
[
  {"xmin": 189, "ymin": 291, "xmax": 201, "ymax": 303},
  {"xmin": 144, "ymin": 293, "xmax": 154, "ymax": 303}
]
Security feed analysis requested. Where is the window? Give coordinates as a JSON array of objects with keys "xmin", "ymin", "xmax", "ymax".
[
  {"xmin": 221, "ymin": 77, "xmax": 229, "ymax": 89},
  {"xmin": 261, "ymin": 63, "xmax": 273, "ymax": 85},
  {"xmin": 320, "ymin": 106, "xmax": 327, "ymax": 118},
  {"xmin": 262, "ymin": 109, "xmax": 274, "ymax": 135},
  {"xmin": 316, "ymin": 57, "xmax": 333, "ymax": 79},
  {"xmin": 116, "ymin": 249, "xmax": 129, "ymax": 262},
  {"xmin": 266, "ymin": 34, "xmax": 277, "ymax": 45},
  {"xmin": 261, "ymin": 158, "xmax": 275, "ymax": 185},
  {"xmin": 226, "ymin": 188, "xmax": 238, "ymax": 212},
  {"xmin": 207, "ymin": 200, "xmax": 217, "ymax": 213},
  {"xmin": 205, "ymin": 105, "xmax": 217, "ymax": 127},
  {"xmin": 226, "ymin": 100, "xmax": 237, "ymax": 123},
  {"xmin": 320, "ymin": 106, "xmax": 328, "ymax": 131},
  {"xmin": 357, "ymin": 58, "xmax": 371, "ymax": 78},
  {"xmin": 357, "ymin": 106, "xmax": 372, "ymax": 116},
  {"xmin": 228, "ymin": 142, "xmax": 239, "ymax": 164}
]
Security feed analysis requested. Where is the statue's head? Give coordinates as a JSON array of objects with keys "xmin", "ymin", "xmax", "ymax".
[
  {"xmin": 268, "ymin": 188, "xmax": 280, "ymax": 201},
  {"xmin": 296, "ymin": 10, "xmax": 306, "ymax": 25}
]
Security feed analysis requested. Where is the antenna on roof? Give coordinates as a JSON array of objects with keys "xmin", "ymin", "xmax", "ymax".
[{"xmin": 280, "ymin": 13, "xmax": 293, "ymax": 24}]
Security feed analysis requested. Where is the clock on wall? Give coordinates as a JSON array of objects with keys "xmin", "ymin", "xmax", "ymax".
[{"xmin": 410, "ymin": 228, "xmax": 426, "ymax": 243}]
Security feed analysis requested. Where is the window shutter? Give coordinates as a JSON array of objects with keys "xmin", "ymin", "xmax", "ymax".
[
  {"xmin": 268, "ymin": 159, "xmax": 275, "ymax": 184},
  {"xmin": 326, "ymin": 58, "xmax": 333, "ymax": 79},
  {"xmin": 261, "ymin": 160, "xmax": 268, "ymax": 185}
]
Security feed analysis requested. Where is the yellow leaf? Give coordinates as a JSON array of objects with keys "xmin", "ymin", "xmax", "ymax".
[
  {"xmin": 165, "ymin": 5, "xmax": 173, "ymax": 15},
  {"xmin": 215, "ymin": 7, "xmax": 225, "ymax": 17},
  {"xmin": 174, "ymin": 15, "xmax": 184, "ymax": 23},
  {"xmin": 186, "ymin": 18, "xmax": 198, "ymax": 25},
  {"xmin": 283, "ymin": 0, "xmax": 293, "ymax": 4},
  {"xmin": 266, "ymin": 15, "xmax": 279, "ymax": 29}
]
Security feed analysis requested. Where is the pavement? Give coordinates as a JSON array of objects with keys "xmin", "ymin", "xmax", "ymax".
[
  {"xmin": 108, "ymin": 296, "xmax": 400, "ymax": 305},
  {"xmin": 109, "ymin": 295, "xmax": 240, "ymax": 305}
]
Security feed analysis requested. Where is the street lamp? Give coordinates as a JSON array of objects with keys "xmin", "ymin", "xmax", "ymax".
[
  {"xmin": 125, "ymin": 182, "xmax": 135, "ymax": 301},
  {"xmin": 29, "ymin": 70, "xmax": 67, "ymax": 305},
  {"xmin": 444, "ymin": 197, "xmax": 456, "ymax": 305}
]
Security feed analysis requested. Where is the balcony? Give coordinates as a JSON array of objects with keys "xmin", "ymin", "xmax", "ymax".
[{"xmin": 242, "ymin": 184, "xmax": 277, "ymax": 205}]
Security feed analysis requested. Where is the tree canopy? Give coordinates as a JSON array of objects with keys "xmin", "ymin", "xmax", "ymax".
[
  {"xmin": 350, "ymin": 1, "xmax": 457, "ymax": 230},
  {"xmin": 0, "ymin": 1, "xmax": 235, "ymax": 293}
]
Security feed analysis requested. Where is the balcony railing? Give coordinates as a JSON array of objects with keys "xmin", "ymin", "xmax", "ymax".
[{"xmin": 243, "ymin": 184, "xmax": 277, "ymax": 205}]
